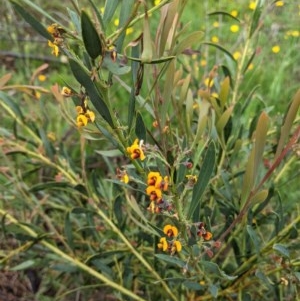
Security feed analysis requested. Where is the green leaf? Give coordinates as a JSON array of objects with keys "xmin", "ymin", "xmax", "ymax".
[
  {"xmin": 67, "ymin": 8, "xmax": 81, "ymax": 35},
  {"xmin": 273, "ymin": 243, "xmax": 290, "ymax": 259},
  {"xmin": 116, "ymin": 0, "xmax": 135, "ymax": 52},
  {"xmin": 71, "ymin": 207, "xmax": 93, "ymax": 214},
  {"xmin": 102, "ymin": 53, "xmax": 131, "ymax": 75},
  {"xmin": 91, "ymin": 259, "xmax": 114, "ymax": 279},
  {"xmin": 135, "ymin": 112, "xmax": 146, "ymax": 142},
  {"xmin": 294, "ymin": 272, "xmax": 300, "ymax": 282},
  {"xmin": 253, "ymin": 112, "xmax": 269, "ymax": 181},
  {"xmin": 250, "ymin": 189, "xmax": 268, "ymax": 207},
  {"xmin": 69, "ymin": 59, "xmax": 114, "ymax": 127},
  {"xmin": 29, "ymin": 181, "xmax": 73, "ymax": 193},
  {"xmin": 182, "ymin": 280, "xmax": 204, "ymax": 291},
  {"xmin": 243, "ymin": 50, "xmax": 256, "ymax": 74},
  {"xmin": 173, "ymin": 31, "xmax": 204, "ymax": 55},
  {"xmin": 0, "ymin": 73, "xmax": 12, "ymax": 88},
  {"xmin": 102, "ymin": 0, "xmax": 119, "ymax": 28},
  {"xmin": 125, "ymin": 55, "xmax": 175, "ymax": 64},
  {"xmin": 202, "ymin": 42, "xmax": 236, "ymax": 64},
  {"xmin": 52, "ymin": 263, "xmax": 78, "ymax": 273},
  {"xmin": 81, "ymin": 10, "xmax": 102, "ymax": 60},
  {"xmin": 201, "ymin": 261, "xmax": 237, "ymax": 281},
  {"xmin": 216, "ymin": 106, "xmax": 233, "ymax": 135},
  {"xmin": 10, "ymin": 260, "xmax": 36, "ymax": 271},
  {"xmin": 208, "ymin": 11, "xmax": 241, "ymax": 23},
  {"xmin": 249, "ymin": 0, "xmax": 262, "ymax": 38},
  {"xmin": 274, "ymin": 89, "xmax": 300, "ymax": 160},
  {"xmin": 246, "ymin": 225, "xmax": 260, "ymax": 255},
  {"xmin": 187, "ymin": 142, "xmax": 216, "ymax": 221},
  {"xmin": 241, "ymin": 149, "xmax": 255, "ymax": 203},
  {"xmin": 208, "ymin": 284, "xmax": 219, "ymax": 298},
  {"xmin": 155, "ymin": 254, "xmax": 186, "ymax": 268},
  {"xmin": 65, "ymin": 212, "xmax": 74, "ymax": 250},
  {"xmin": 12, "ymin": 0, "xmax": 59, "ymax": 24},
  {"xmin": 38, "ymin": 127, "xmax": 55, "ymax": 160},
  {"xmin": 95, "ymin": 149, "xmax": 123, "ymax": 157},
  {"xmin": 141, "ymin": 11, "xmax": 153, "ymax": 63},
  {"xmin": 10, "ymin": 1, "xmax": 52, "ymax": 40},
  {"xmin": 87, "ymin": 0, "xmax": 105, "ymax": 33},
  {"xmin": 128, "ymin": 87, "xmax": 136, "ymax": 132},
  {"xmin": 255, "ymin": 269, "xmax": 274, "ymax": 288},
  {"xmin": 219, "ymin": 76, "xmax": 230, "ymax": 108},
  {"xmin": 0, "ymin": 91, "xmax": 24, "ymax": 121}
]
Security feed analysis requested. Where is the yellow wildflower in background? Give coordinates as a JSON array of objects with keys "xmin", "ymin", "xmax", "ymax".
[
  {"xmin": 233, "ymin": 51, "xmax": 241, "ymax": 60},
  {"xmin": 211, "ymin": 36, "xmax": 219, "ymax": 43},
  {"xmin": 126, "ymin": 27, "xmax": 133, "ymax": 35},
  {"xmin": 154, "ymin": 0, "xmax": 161, "ymax": 6},
  {"xmin": 230, "ymin": 25, "xmax": 239, "ymax": 33},
  {"xmin": 200, "ymin": 59, "xmax": 207, "ymax": 67},
  {"xmin": 286, "ymin": 30, "xmax": 299, "ymax": 37},
  {"xmin": 275, "ymin": 1, "xmax": 284, "ymax": 6},
  {"xmin": 230, "ymin": 10, "xmax": 238, "ymax": 17},
  {"xmin": 213, "ymin": 21, "xmax": 219, "ymax": 28},
  {"xmin": 38, "ymin": 74, "xmax": 46, "ymax": 82},
  {"xmin": 114, "ymin": 18, "xmax": 119, "ymax": 26},
  {"xmin": 247, "ymin": 63, "xmax": 254, "ymax": 70},
  {"xmin": 272, "ymin": 45, "xmax": 280, "ymax": 53},
  {"xmin": 249, "ymin": 1, "xmax": 256, "ymax": 10}
]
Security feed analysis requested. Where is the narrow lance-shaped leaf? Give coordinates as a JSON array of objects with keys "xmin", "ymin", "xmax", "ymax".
[
  {"xmin": 173, "ymin": 31, "xmax": 204, "ymax": 55},
  {"xmin": 241, "ymin": 147, "xmax": 255, "ymax": 204},
  {"xmin": 243, "ymin": 50, "xmax": 256, "ymax": 74},
  {"xmin": 81, "ymin": 10, "xmax": 102, "ymax": 60},
  {"xmin": 128, "ymin": 43, "xmax": 140, "ymax": 130},
  {"xmin": 10, "ymin": 1, "xmax": 52, "ymax": 40},
  {"xmin": 116, "ymin": 0, "xmax": 135, "ymax": 52},
  {"xmin": 87, "ymin": 0, "xmax": 105, "ymax": 33},
  {"xmin": 141, "ymin": 10, "xmax": 153, "ymax": 63},
  {"xmin": 187, "ymin": 142, "xmax": 216, "ymax": 221},
  {"xmin": 274, "ymin": 89, "xmax": 300, "ymax": 160},
  {"xmin": 65, "ymin": 212, "xmax": 75, "ymax": 250},
  {"xmin": 253, "ymin": 112, "xmax": 269, "ymax": 182},
  {"xmin": 216, "ymin": 106, "xmax": 233, "ymax": 135},
  {"xmin": 201, "ymin": 261, "xmax": 237, "ymax": 281},
  {"xmin": 246, "ymin": 225, "xmax": 260, "ymax": 255},
  {"xmin": 202, "ymin": 42, "xmax": 236, "ymax": 64},
  {"xmin": 208, "ymin": 11, "xmax": 241, "ymax": 23},
  {"xmin": 249, "ymin": 0, "xmax": 262, "ymax": 38},
  {"xmin": 69, "ymin": 59, "xmax": 114, "ymax": 127},
  {"xmin": 219, "ymin": 76, "xmax": 230, "ymax": 108},
  {"xmin": 102, "ymin": 0, "xmax": 119, "ymax": 28},
  {"xmin": 0, "ymin": 73, "xmax": 12, "ymax": 88},
  {"xmin": 135, "ymin": 112, "xmax": 146, "ymax": 142},
  {"xmin": 273, "ymin": 244, "xmax": 290, "ymax": 259}
]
